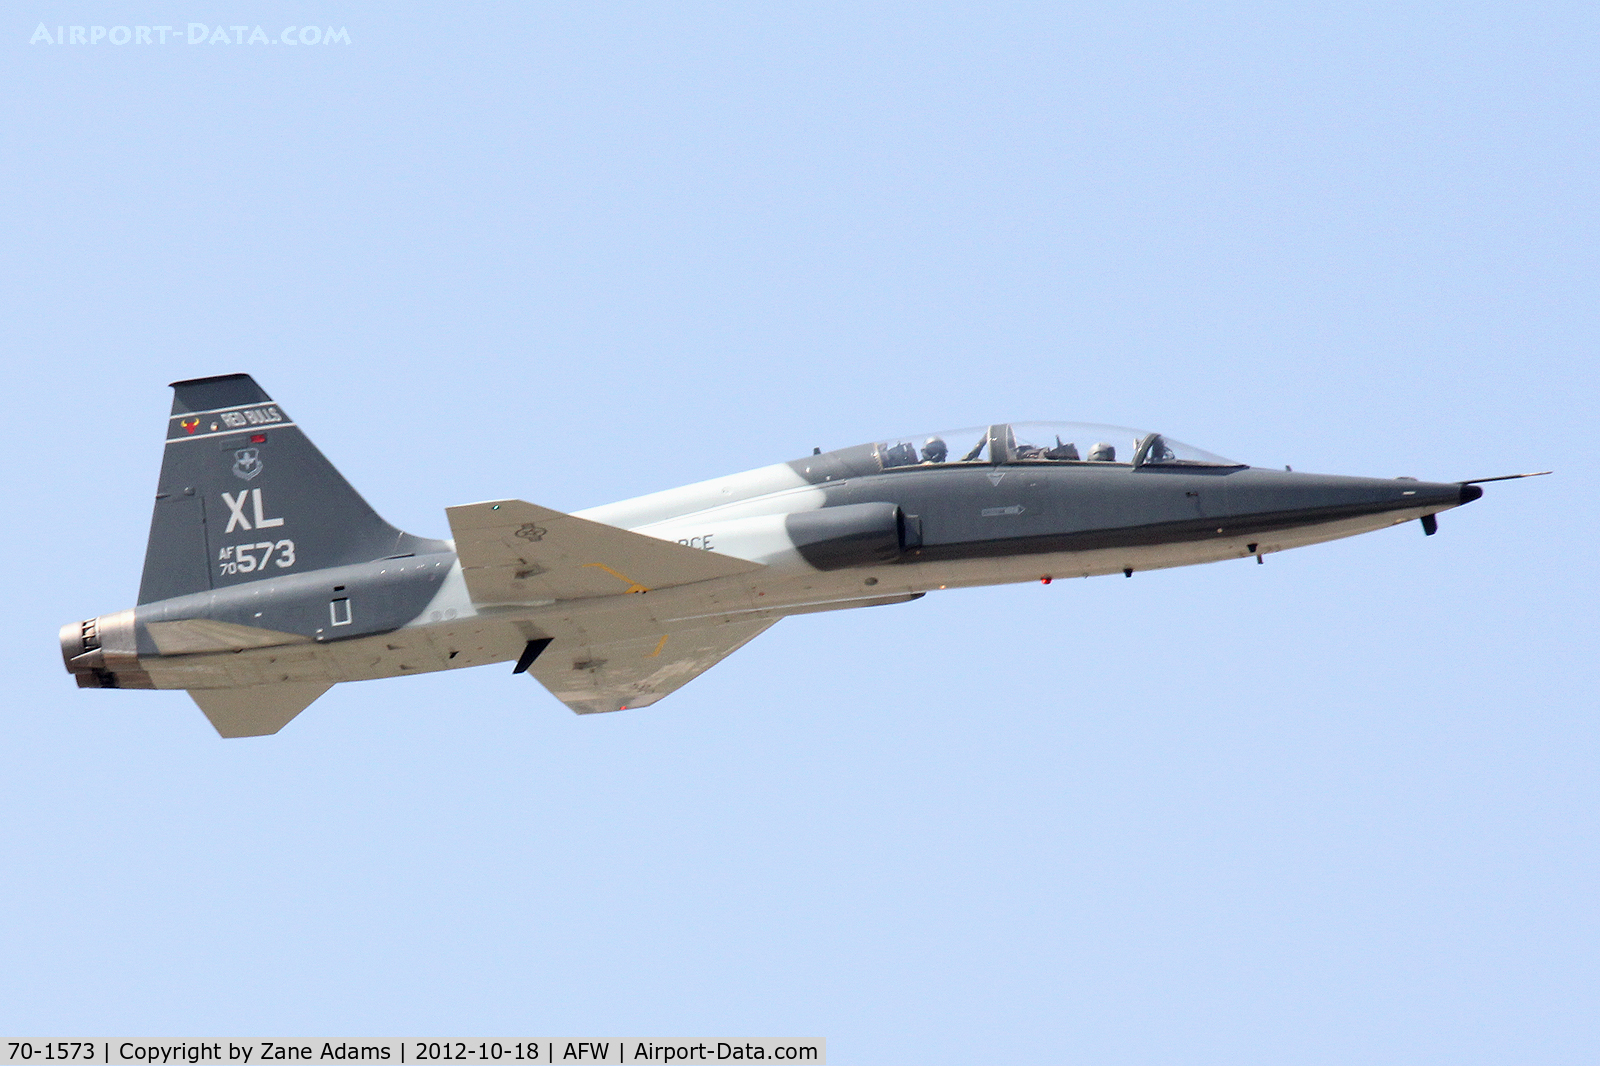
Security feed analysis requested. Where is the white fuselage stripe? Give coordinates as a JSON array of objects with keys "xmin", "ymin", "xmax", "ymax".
[{"xmin": 165, "ymin": 421, "xmax": 299, "ymax": 443}]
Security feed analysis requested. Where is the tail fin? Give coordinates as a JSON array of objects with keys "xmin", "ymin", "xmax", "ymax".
[{"xmin": 138, "ymin": 374, "xmax": 444, "ymax": 605}]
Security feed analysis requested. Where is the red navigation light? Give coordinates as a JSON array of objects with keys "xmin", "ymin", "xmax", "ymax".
[
  {"xmin": 250, "ymin": 433, "xmax": 267, "ymax": 443},
  {"xmin": 1040, "ymin": 576, "xmax": 1053, "ymax": 584}
]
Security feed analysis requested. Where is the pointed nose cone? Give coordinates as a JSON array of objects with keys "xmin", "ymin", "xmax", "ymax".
[{"xmin": 1213, "ymin": 470, "xmax": 1480, "ymax": 544}]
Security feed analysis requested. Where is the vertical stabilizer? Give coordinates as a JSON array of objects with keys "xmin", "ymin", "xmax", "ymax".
[{"xmin": 138, "ymin": 374, "xmax": 443, "ymax": 605}]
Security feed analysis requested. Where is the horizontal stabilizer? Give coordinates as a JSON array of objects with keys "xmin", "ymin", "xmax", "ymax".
[
  {"xmin": 189, "ymin": 681, "xmax": 331, "ymax": 738},
  {"xmin": 446, "ymin": 499, "xmax": 764, "ymax": 606}
]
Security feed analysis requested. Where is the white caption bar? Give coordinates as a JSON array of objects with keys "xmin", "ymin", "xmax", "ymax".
[{"xmin": 0, "ymin": 1043, "xmax": 824, "ymax": 1066}]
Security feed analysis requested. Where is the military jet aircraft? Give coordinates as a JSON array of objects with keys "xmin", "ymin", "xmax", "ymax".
[{"xmin": 61, "ymin": 374, "xmax": 1541, "ymax": 737}]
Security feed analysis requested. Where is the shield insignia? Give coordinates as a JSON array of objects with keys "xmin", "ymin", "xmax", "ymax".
[{"xmin": 232, "ymin": 448, "xmax": 263, "ymax": 481}]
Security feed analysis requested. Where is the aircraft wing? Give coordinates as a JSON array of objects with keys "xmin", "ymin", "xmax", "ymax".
[
  {"xmin": 524, "ymin": 611, "xmax": 778, "ymax": 715},
  {"xmin": 446, "ymin": 499, "xmax": 764, "ymax": 605}
]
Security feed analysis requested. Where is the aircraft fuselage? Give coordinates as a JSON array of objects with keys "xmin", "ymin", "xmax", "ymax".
[{"xmin": 59, "ymin": 379, "xmax": 1495, "ymax": 734}]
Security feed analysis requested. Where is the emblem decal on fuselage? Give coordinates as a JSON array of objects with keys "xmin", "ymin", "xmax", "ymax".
[
  {"xmin": 514, "ymin": 523, "xmax": 547, "ymax": 541},
  {"xmin": 232, "ymin": 448, "xmax": 263, "ymax": 480}
]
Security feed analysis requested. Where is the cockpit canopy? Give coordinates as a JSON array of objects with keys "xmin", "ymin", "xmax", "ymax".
[{"xmin": 863, "ymin": 422, "xmax": 1241, "ymax": 471}]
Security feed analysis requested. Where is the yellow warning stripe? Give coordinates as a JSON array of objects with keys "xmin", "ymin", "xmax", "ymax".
[{"xmin": 582, "ymin": 562, "xmax": 650, "ymax": 594}]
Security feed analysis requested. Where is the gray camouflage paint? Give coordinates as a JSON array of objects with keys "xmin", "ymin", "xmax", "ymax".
[
  {"xmin": 67, "ymin": 375, "xmax": 453, "ymax": 690},
  {"xmin": 141, "ymin": 374, "xmax": 448, "ymax": 604},
  {"xmin": 63, "ymin": 380, "xmax": 1484, "ymax": 697},
  {"xmin": 785, "ymin": 432, "xmax": 1477, "ymax": 567}
]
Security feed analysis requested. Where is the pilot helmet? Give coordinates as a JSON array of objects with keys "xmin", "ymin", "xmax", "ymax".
[
  {"xmin": 921, "ymin": 437, "xmax": 948, "ymax": 463},
  {"xmin": 1088, "ymin": 441, "xmax": 1116, "ymax": 462}
]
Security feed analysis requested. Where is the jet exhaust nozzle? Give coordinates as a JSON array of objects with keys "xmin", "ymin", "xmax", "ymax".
[
  {"xmin": 59, "ymin": 610, "xmax": 154, "ymax": 689},
  {"xmin": 60, "ymin": 618, "xmax": 101, "ymax": 677}
]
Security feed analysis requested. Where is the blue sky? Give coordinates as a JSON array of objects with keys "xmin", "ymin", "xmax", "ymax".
[{"xmin": 3, "ymin": 4, "xmax": 1595, "ymax": 1062}]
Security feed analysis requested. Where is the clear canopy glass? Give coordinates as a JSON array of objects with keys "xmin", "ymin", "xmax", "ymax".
[{"xmin": 867, "ymin": 422, "xmax": 1241, "ymax": 470}]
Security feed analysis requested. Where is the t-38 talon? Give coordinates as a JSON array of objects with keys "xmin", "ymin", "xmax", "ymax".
[{"xmin": 61, "ymin": 374, "xmax": 1546, "ymax": 737}]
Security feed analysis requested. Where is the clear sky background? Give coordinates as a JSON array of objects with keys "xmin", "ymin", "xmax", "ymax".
[{"xmin": 3, "ymin": 3, "xmax": 1595, "ymax": 1062}]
